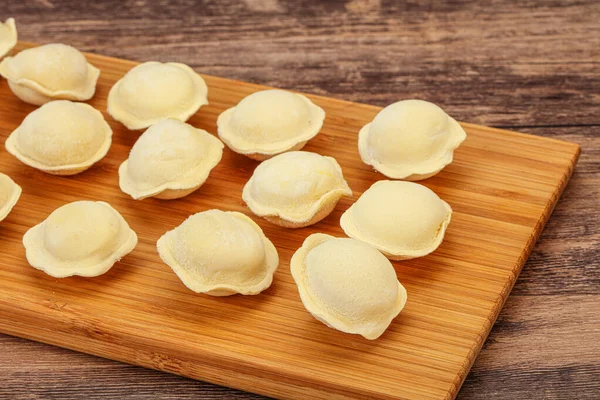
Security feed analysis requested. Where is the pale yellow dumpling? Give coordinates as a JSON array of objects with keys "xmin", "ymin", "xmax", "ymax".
[
  {"xmin": 217, "ymin": 89, "xmax": 325, "ymax": 160},
  {"xmin": 242, "ymin": 151, "xmax": 352, "ymax": 228},
  {"xmin": 119, "ymin": 119, "xmax": 224, "ymax": 200},
  {"xmin": 0, "ymin": 173, "xmax": 21, "ymax": 222},
  {"xmin": 340, "ymin": 180, "xmax": 452, "ymax": 260},
  {"xmin": 157, "ymin": 210, "xmax": 279, "ymax": 296},
  {"xmin": 5, "ymin": 100, "xmax": 112, "ymax": 175},
  {"xmin": 359, "ymin": 99, "xmax": 467, "ymax": 181},
  {"xmin": 23, "ymin": 201, "xmax": 138, "ymax": 278},
  {"xmin": 0, "ymin": 43, "xmax": 99, "ymax": 105},
  {"xmin": 291, "ymin": 234, "xmax": 407, "ymax": 340},
  {"xmin": 0, "ymin": 18, "xmax": 17, "ymax": 59},
  {"xmin": 107, "ymin": 61, "xmax": 208, "ymax": 130}
]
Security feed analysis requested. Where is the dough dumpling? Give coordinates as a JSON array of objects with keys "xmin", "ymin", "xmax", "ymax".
[
  {"xmin": 107, "ymin": 61, "xmax": 208, "ymax": 130},
  {"xmin": 119, "ymin": 119, "xmax": 224, "ymax": 200},
  {"xmin": 157, "ymin": 210, "xmax": 279, "ymax": 296},
  {"xmin": 5, "ymin": 100, "xmax": 112, "ymax": 175},
  {"xmin": 340, "ymin": 180, "xmax": 452, "ymax": 260},
  {"xmin": 291, "ymin": 233, "xmax": 407, "ymax": 340},
  {"xmin": 0, "ymin": 173, "xmax": 21, "ymax": 222},
  {"xmin": 23, "ymin": 201, "xmax": 138, "ymax": 278},
  {"xmin": 359, "ymin": 99, "xmax": 467, "ymax": 181},
  {"xmin": 0, "ymin": 18, "xmax": 17, "ymax": 59},
  {"xmin": 217, "ymin": 89, "xmax": 325, "ymax": 160},
  {"xmin": 0, "ymin": 43, "xmax": 99, "ymax": 105},
  {"xmin": 242, "ymin": 151, "xmax": 352, "ymax": 228}
]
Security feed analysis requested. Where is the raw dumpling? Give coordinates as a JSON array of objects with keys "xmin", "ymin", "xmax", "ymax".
[
  {"xmin": 119, "ymin": 119, "xmax": 224, "ymax": 200},
  {"xmin": 340, "ymin": 180, "xmax": 452, "ymax": 260},
  {"xmin": 217, "ymin": 89, "xmax": 325, "ymax": 160},
  {"xmin": 291, "ymin": 233, "xmax": 407, "ymax": 340},
  {"xmin": 5, "ymin": 100, "xmax": 112, "ymax": 175},
  {"xmin": 107, "ymin": 61, "xmax": 208, "ymax": 130},
  {"xmin": 0, "ymin": 18, "xmax": 17, "ymax": 59},
  {"xmin": 0, "ymin": 173, "xmax": 21, "ymax": 222},
  {"xmin": 0, "ymin": 43, "xmax": 99, "ymax": 105},
  {"xmin": 23, "ymin": 201, "xmax": 138, "ymax": 278},
  {"xmin": 359, "ymin": 99, "xmax": 467, "ymax": 181},
  {"xmin": 157, "ymin": 209, "xmax": 278, "ymax": 296},
  {"xmin": 242, "ymin": 151, "xmax": 352, "ymax": 228}
]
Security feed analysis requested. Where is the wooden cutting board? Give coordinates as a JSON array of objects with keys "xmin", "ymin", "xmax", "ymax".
[{"xmin": 0, "ymin": 42, "xmax": 580, "ymax": 400}]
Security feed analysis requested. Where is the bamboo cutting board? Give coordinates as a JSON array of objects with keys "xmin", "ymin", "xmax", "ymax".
[{"xmin": 0, "ymin": 42, "xmax": 580, "ymax": 400}]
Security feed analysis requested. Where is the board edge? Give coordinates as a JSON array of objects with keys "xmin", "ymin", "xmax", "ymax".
[{"xmin": 445, "ymin": 144, "xmax": 580, "ymax": 399}]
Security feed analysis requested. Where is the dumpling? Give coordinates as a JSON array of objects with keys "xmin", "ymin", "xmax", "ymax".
[
  {"xmin": 119, "ymin": 119, "xmax": 224, "ymax": 200},
  {"xmin": 5, "ymin": 100, "xmax": 112, "ymax": 175},
  {"xmin": 0, "ymin": 18, "xmax": 17, "ymax": 59},
  {"xmin": 23, "ymin": 201, "xmax": 138, "ymax": 278},
  {"xmin": 0, "ymin": 43, "xmax": 99, "ymax": 105},
  {"xmin": 340, "ymin": 180, "xmax": 452, "ymax": 260},
  {"xmin": 291, "ymin": 233, "xmax": 407, "ymax": 340},
  {"xmin": 107, "ymin": 61, "xmax": 208, "ymax": 130},
  {"xmin": 358, "ymin": 99, "xmax": 467, "ymax": 181},
  {"xmin": 242, "ymin": 151, "xmax": 352, "ymax": 228},
  {"xmin": 157, "ymin": 209, "xmax": 278, "ymax": 296},
  {"xmin": 217, "ymin": 89, "xmax": 325, "ymax": 160},
  {"xmin": 0, "ymin": 173, "xmax": 22, "ymax": 222}
]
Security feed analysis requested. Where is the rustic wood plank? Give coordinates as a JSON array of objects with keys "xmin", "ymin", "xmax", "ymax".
[
  {"xmin": 462, "ymin": 295, "xmax": 600, "ymax": 400},
  {"xmin": 4, "ymin": 0, "xmax": 600, "ymax": 128},
  {"xmin": 0, "ymin": 1, "xmax": 597, "ymax": 399}
]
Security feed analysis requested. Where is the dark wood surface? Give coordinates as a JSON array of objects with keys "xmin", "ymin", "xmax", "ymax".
[{"xmin": 1, "ymin": 1, "xmax": 598, "ymax": 399}]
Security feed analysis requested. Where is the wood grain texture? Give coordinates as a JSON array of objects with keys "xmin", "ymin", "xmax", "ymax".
[
  {"xmin": 0, "ymin": 41, "xmax": 580, "ymax": 400},
  {"xmin": 1, "ymin": 1, "xmax": 599, "ymax": 399}
]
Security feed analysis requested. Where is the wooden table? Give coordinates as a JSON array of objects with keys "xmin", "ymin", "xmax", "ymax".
[{"xmin": 1, "ymin": 1, "xmax": 598, "ymax": 399}]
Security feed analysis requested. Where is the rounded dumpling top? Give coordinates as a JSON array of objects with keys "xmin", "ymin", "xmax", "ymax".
[
  {"xmin": 116, "ymin": 63, "xmax": 197, "ymax": 118},
  {"xmin": 0, "ymin": 18, "xmax": 17, "ymax": 59},
  {"xmin": 172, "ymin": 211, "xmax": 266, "ymax": 284},
  {"xmin": 107, "ymin": 61, "xmax": 208, "ymax": 130},
  {"xmin": 340, "ymin": 180, "xmax": 452, "ymax": 260},
  {"xmin": 217, "ymin": 89, "xmax": 325, "ymax": 159},
  {"xmin": 359, "ymin": 99, "xmax": 466, "ymax": 181},
  {"xmin": 157, "ymin": 210, "xmax": 279, "ymax": 296},
  {"xmin": 14, "ymin": 101, "xmax": 107, "ymax": 165},
  {"xmin": 242, "ymin": 151, "xmax": 352, "ymax": 227},
  {"xmin": 291, "ymin": 234, "xmax": 407, "ymax": 340},
  {"xmin": 0, "ymin": 43, "xmax": 99, "ymax": 105},
  {"xmin": 369, "ymin": 101, "xmax": 449, "ymax": 164},
  {"xmin": 43, "ymin": 201, "xmax": 122, "ymax": 263},
  {"xmin": 119, "ymin": 119, "xmax": 224, "ymax": 200},
  {"xmin": 5, "ymin": 100, "xmax": 112, "ymax": 175},
  {"xmin": 306, "ymin": 238, "xmax": 400, "ymax": 322},
  {"xmin": 228, "ymin": 90, "xmax": 313, "ymax": 144},
  {"xmin": 0, "ymin": 173, "xmax": 22, "ymax": 222},
  {"xmin": 22, "ymin": 201, "xmax": 138, "ymax": 278}
]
